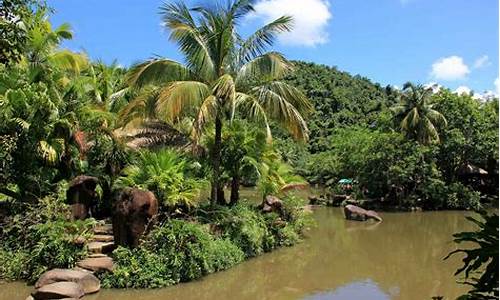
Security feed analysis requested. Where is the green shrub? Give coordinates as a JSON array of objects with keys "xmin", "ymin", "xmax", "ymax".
[
  {"xmin": 0, "ymin": 196, "xmax": 94, "ymax": 283},
  {"xmin": 100, "ymin": 219, "xmax": 244, "ymax": 288},
  {"xmin": 445, "ymin": 182, "xmax": 481, "ymax": 210},
  {"xmin": 115, "ymin": 149, "xmax": 207, "ymax": 210},
  {"xmin": 100, "ymin": 246, "xmax": 174, "ymax": 288},
  {"xmin": 213, "ymin": 204, "xmax": 269, "ymax": 257}
]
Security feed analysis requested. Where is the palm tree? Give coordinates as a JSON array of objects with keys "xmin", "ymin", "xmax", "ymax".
[
  {"xmin": 391, "ymin": 82, "xmax": 447, "ymax": 145},
  {"xmin": 122, "ymin": 1, "xmax": 312, "ymax": 205}
]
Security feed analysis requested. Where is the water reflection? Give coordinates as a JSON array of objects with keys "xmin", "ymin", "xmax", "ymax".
[
  {"xmin": 0, "ymin": 207, "xmax": 475, "ymax": 300},
  {"xmin": 303, "ymin": 280, "xmax": 392, "ymax": 300}
]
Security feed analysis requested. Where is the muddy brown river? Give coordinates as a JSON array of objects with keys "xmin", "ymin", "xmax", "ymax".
[{"xmin": 1, "ymin": 203, "xmax": 476, "ymax": 300}]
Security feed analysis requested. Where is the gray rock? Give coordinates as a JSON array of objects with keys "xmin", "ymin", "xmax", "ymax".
[{"xmin": 343, "ymin": 204, "xmax": 382, "ymax": 222}]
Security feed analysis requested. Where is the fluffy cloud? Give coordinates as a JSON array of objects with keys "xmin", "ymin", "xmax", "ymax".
[
  {"xmin": 454, "ymin": 85, "xmax": 472, "ymax": 95},
  {"xmin": 473, "ymin": 55, "xmax": 490, "ymax": 69},
  {"xmin": 495, "ymin": 77, "xmax": 500, "ymax": 95},
  {"xmin": 430, "ymin": 56, "xmax": 470, "ymax": 81},
  {"xmin": 250, "ymin": 0, "xmax": 332, "ymax": 47}
]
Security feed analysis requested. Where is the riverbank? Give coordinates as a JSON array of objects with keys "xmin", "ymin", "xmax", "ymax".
[{"xmin": 0, "ymin": 207, "xmax": 476, "ymax": 300}]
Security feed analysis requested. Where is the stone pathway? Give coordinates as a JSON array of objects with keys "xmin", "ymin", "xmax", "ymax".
[{"xmin": 27, "ymin": 221, "xmax": 116, "ymax": 300}]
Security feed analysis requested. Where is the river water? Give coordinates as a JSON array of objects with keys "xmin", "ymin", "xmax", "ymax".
[{"xmin": 1, "ymin": 204, "xmax": 475, "ymax": 300}]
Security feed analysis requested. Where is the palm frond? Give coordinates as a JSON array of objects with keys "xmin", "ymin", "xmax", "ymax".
[
  {"xmin": 236, "ymin": 52, "xmax": 293, "ymax": 85},
  {"xmin": 126, "ymin": 59, "xmax": 190, "ymax": 88},
  {"xmin": 48, "ymin": 50, "xmax": 88, "ymax": 74},
  {"xmin": 155, "ymin": 81, "xmax": 210, "ymax": 123},
  {"xmin": 235, "ymin": 92, "xmax": 272, "ymax": 141},
  {"xmin": 238, "ymin": 16, "xmax": 293, "ymax": 64},
  {"xmin": 160, "ymin": 2, "xmax": 217, "ymax": 81}
]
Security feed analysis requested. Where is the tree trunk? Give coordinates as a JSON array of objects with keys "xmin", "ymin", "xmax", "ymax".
[
  {"xmin": 230, "ymin": 164, "xmax": 240, "ymax": 205},
  {"xmin": 217, "ymin": 186, "xmax": 226, "ymax": 205},
  {"xmin": 211, "ymin": 116, "xmax": 223, "ymax": 206}
]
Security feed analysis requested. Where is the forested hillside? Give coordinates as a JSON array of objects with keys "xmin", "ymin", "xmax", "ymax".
[
  {"xmin": 278, "ymin": 61, "xmax": 498, "ymax": 210},
  {"xmin": 283, "ymin": 61, "xmax": 398, "ymax": 152}
]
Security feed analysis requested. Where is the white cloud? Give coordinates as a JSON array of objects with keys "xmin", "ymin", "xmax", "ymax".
[
  {"xmin": 424, "ymin": 82, "xmax": 443, "ymax": 94},
  {"xmin": 250, "ymin": 0, "xmax": 332, "ymax": 47},
  {"xmin": 430, "ymin": 56, "xmax": 470, "ymax": 81},
  {"xmin": 473, "ymin": 55, "xmax": 490, "ymax": 69},
  {"xmin": 455, "ymin": 85, "xmax": 472, "ymax": 95},
  {"xmin": 495, "ymin": 77, "xmax": 500, "ymax": 95}
]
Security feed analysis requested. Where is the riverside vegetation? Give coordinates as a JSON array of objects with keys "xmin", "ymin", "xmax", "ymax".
[{"xmin": 0, "ymin": 0, "xmax": 498, "ymax": 298}]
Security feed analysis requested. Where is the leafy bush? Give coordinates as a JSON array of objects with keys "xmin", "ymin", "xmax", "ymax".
[
  {"xmin": 445, "ymin": 212, "xmax": 498, "ymax": 300},
  {"xmin": 420, "ymin": 179, "xmax": 481, "ymax": 210},
  {"xmin": 115, "ymin": 149, "xmax": 207, "ymax": 209},
  {"xmin": 0, "ymin": 196, "xmax": 94, "ymax": 282},
  {"xmin": 214, "ymin": 204, "xmax": 269, "ymax": 257},
  {"xmin": 102, "ymin": 199, "xmax": 311, "ymax": 289},
  {"xmin": 100, "ymin": 219, "xmax": 244, "ymax": 288}
]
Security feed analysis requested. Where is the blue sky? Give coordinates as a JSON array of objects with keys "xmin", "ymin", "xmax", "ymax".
[{"xmin": 47, "ymin": 0, "xmax": 499, "ymax": 94}]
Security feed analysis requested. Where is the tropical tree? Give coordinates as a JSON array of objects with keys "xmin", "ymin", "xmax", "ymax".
[
  {"xmin": 122, "ymin": 0, "xmax": 312, "ymax": 205},
  {"xmin": 391, "ymin": 82, "xmax": 447, "ymax": 145}
]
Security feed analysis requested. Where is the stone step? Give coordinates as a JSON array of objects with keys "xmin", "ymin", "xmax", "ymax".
[
  {"xmin": 92, "ymin": 234, "xmax": 114, "ymax": 242},
  {"xmin": 87, "ymin": 241, "xmax": 115, "ymax": 254},
  {"xmin": 89, "ymin": 253, "xmax": 108, "ymax": 258},
  {"xmin": 31, "ymin": 281, "xmax": 85, "ymax": 300},
  {"xmin": 93, "ymin": 224, "xmax": 113, "ymax": 235},
  {"xmin": 76, "ymin": 256, "xmax": 114, "ymax": 273}
]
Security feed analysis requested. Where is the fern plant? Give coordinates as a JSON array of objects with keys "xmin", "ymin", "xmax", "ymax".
[{"xmin": 115, "ymin": 149, "xmax": 207, "ymax": 209}]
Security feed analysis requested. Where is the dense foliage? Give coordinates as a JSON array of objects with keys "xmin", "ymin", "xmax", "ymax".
[
  {"xmin": 0, "ymin": 0, "xmax": 498, "ymax": 294},
  {"xmin": 278, "ymin": 62, "xmax": 498, "ymax": 210},
  {"xmin": 0, "ymin": 190, "xmax": 94, "ymax": 283},
  {"xmin": 100, "ymin": 196, "xmax": 311, "ymax": 288}
]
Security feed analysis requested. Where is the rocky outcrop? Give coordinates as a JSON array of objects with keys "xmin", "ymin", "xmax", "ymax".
[
  {"xmin": 35, "ymin": 269, "xmax": 100, "ymax": 294},
  {"xmin": 31, "ymin": 282, "xmax": 84, "ymax": 299},
  {"xmin": 343, "ymin": 204, "xmax": 382, "ymax": 222},
  {"xmin": 112, "ymin": 188, "xmax": 158, "ymax": 248}
]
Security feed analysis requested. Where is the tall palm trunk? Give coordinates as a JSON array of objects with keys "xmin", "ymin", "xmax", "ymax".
[
  {"xmin": 230, "ymin": 162, "xmax": 240, "ymax": 206},
  {"xmin": 211, "ymin": 116, "xmax": 223, "ymax": 205}
]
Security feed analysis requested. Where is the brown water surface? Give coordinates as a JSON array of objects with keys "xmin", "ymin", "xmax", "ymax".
[{"xmin": 0, "ymin": 202, "xmax": 475, "ymax": 299}]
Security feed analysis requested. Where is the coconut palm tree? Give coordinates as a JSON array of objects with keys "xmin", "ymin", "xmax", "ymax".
[
  {"xmin": 391, "ymin": 82, "xmax": 447, "ymax": 145},
  {"xmin": 122, "ymin": 1, "xmax": 312, "ymax": 205}
]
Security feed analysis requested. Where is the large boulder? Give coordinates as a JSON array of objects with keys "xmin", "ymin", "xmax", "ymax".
[
  {"xmin": 261, "ymin": 195, "xmax": 283, "ymax": 214},
  {"xmin": 66, "ymin": 175, "xmax": 99, "ymax": 220},
  {"xmin": 32, "ymin": 282, "xmax": 84, "ymax": 299},
  {"xmin": 112, "ymin": 188, "xmax": 158, "ymax": 248},
  {"xmin": 343, "ymin": 204, "xmax": 382, "ymax": 222},
  {"xmin": 35, "ymin": 269, "xmax": 100, "ymax": 294}
]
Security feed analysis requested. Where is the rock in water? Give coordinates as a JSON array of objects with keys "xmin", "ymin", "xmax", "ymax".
[
  {"xmin": 32, "ymin": 282, "xmax": 84, "ymax": 299},
  {"xmin": 35, "ymin": 269, "xmax": 100, "ymax": 294},
  {"xmin": 343, "ymin": 204, "xmax": 382, "ymax": 222}
]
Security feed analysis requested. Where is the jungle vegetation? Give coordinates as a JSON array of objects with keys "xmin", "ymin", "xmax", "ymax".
[{"xmin": 0, "ymin": 0, "xmax": 498, "ymax": 296}]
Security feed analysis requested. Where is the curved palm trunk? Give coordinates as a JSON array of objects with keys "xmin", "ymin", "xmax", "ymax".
[{"xmin": 211, "ymin": 116, "xmax": 223, "ymax": 206}]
